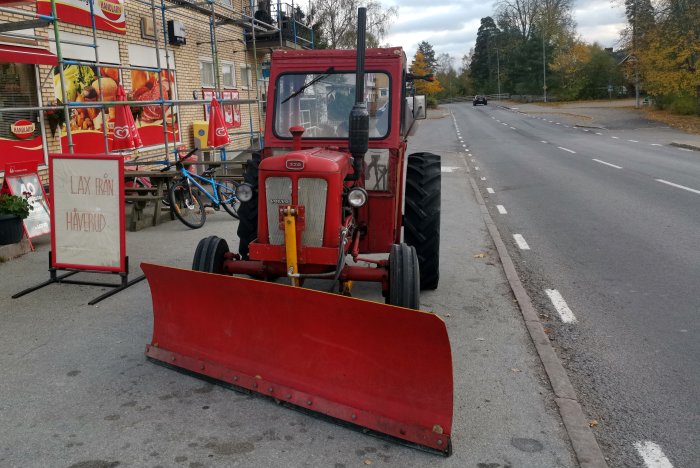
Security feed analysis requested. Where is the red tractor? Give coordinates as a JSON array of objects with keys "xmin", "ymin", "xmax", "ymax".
[{"xmin": 142, "ymin": 9, "xmax": 453, "ymax": 455}]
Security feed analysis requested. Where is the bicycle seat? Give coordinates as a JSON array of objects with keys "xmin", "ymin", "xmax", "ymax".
[{"xmin": 202, "ymin": 168, "xmax": 216, "ymax": 177}]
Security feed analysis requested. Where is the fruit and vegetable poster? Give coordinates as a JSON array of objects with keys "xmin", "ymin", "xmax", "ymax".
[
  {"xmin": 54, "ymin": 65, "xmax": 179, "ymax": 153},
  {"xmin": 38, "ymin": 0, "xmax": 126, "ymax": 35},
  {"xmin": 50, "ymin": 154, "xmax": 125, "ymax": 272},
  {"xmin": 130, "ymin": 69, "xmax": 180, "ymax": 147}
]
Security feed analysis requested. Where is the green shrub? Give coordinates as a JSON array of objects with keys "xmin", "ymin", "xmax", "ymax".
[
  {"xmin": 426, "ymin": 95, "xmax": 439, "ymax": 109},
  {"xmin": 0, "ymin": 194, "xmax": 32, "ymax": 219}
]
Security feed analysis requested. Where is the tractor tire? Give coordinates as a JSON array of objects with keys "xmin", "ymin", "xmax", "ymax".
[
  {"xmin": 404, "ymin": 152, "xmax": 441, "ymax": 290},
  {"xmin": 387, "ymin": 243, "xmax": 420, "ymax": 310},
  {"xmin": 192, "ymin": 236, "xmax": 229, "ymax": 274},
  {"xmin": 236, "ymin": 153, "xmax": 261, "ymax": 260}
]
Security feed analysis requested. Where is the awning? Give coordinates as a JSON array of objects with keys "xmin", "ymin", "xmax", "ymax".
[{"xmin": 0, "ymin": 44, "xmax": 57, "ymax": 66}]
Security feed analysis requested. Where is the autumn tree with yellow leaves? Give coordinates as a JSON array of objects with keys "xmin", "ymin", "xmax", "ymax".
[{"xmin": 410, "ymin": 52, "xmax": 443, "ymax": 107}]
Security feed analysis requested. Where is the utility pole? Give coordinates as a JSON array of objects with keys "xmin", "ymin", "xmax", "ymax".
[
  {"xmin": 496, "ymin": 46, "xmax": 501, "ymax": 99},
  {"xmin": 633, "ymin": 1, "xmax": 640, "ymax": 108},
  {"xmin": 542, "ymin": 33, "xmax": 547, "ymax": 103}
]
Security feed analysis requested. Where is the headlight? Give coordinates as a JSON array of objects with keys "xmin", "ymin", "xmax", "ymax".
[
  {"xmin": 347, "ymin": 187, "xmax": 368, "ymax": 208},
  {"xmin": 236, "ymin": 183, "xmax": 254, "ymax": 202}
]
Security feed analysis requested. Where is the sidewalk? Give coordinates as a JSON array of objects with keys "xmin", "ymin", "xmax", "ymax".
[{"xmin": 0, "ymin": 112, "xmax": 576, "ymax": 467}]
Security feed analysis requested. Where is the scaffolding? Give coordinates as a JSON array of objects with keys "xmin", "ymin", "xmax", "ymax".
[{"xmin": 0, "ymin": 0, "xmax": 313, "ymax": 167}]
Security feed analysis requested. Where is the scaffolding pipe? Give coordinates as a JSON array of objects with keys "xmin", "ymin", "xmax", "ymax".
[
  {"xmin": 50, "ymin": 0, "xmax": 74, "ymax": 152},
  {"xmin": 86, "ymin": 0, "xmax": 111, "ymax": 153}
]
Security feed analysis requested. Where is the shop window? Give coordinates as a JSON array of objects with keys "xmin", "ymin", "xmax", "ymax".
[
  {"xmin": 200, "ymin": 60, "xmax": 215, "ymax": 88},
  {"xmin": 221, "ymin": 62, "xmax": 235, "ymax": 88},
  {"xmin": 239, "ymin": 64, "xmax": 252, "ymax": 89}
]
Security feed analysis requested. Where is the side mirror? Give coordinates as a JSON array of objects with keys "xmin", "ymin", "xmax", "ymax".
[{"xmin": 413, "ymin": 95, "xmax": 427, "ymax": 120}]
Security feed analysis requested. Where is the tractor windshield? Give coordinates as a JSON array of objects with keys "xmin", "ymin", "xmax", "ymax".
[{"xmin": 274, "ymin": 72, "xmax": 390, "ymax": 139}]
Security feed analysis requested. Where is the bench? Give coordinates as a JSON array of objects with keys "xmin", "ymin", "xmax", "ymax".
[{"xmin": 123, "ymin": 170, "xmax": 178, "ymax": 231}]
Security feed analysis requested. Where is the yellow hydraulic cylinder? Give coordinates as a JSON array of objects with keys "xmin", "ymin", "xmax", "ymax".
[{"xmin": 283, "ymin": 207, "xmax": 300, "ymax": 287}]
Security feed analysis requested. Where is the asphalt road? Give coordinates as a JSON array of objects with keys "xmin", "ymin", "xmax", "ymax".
[{"xmin": 451, "ymin": 102, "xmax": 699, "ymax": 467}]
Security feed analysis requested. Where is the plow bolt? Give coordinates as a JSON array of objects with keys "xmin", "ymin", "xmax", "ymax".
[
  {"xmin": 286, "ymin": 394, "xmax": 292, "ymax": 399},
  {"xmin": 306, "ymin": 400, "xmax": 312, "ymax": 405},
  {"xmin": 437, "ymin": 440, "xmax": 443, "ymax": 445},
  {"xmin": 233, "ymin": 376, "xmax": 238, "ymax": 381},
  {"xmin": 268, "ymin": 387, "xmax": 273, "ymax": 392},
  {"xmin": 253, "ymin": 383, "xmax": 258, "ymax": 388},
  {"xmin": 351, "ymin": 414, "xmax": 357, "ymax": 420}
]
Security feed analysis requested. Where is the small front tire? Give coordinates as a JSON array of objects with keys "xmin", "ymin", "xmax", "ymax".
[
  {"xmin": 192, "ymin": 236, "xmax": 229, "ymax": 274},
  {"xmin": 387, "ymin": 243, "xmax": 420, "ymax": 309}
]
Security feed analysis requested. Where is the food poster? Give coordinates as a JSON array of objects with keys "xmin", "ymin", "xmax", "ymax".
[
  {"xmin": 202, "ymin": 88, "xmax": 215, "ymax": 120},
  {"xmin": 54, "ymin": 64, "xmax": 122, "ymax": 153},
  {"xmin": 130, "ymin": 70, "xmax": 180, "ymax": 147},
  {"xmin": 3, "ymin": 172, "xmax": 51, "ymax": 238},
  {"xmin": 221, "ymin": 90, "xmax": 242, "ymax": 128}
]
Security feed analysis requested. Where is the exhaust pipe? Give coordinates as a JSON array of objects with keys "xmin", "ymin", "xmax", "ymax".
[{"xmin": 346, "ymin": 7, "xmax": 369, "ymax": 182}]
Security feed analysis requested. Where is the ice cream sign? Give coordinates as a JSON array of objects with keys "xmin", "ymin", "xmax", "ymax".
[
  {"xmin": 38, "ymin": 0, "xmax": 126, "ymax": 34},
  {"xmin": 10, "ymin": 120, "xmax": 35, "ymax": 140}
]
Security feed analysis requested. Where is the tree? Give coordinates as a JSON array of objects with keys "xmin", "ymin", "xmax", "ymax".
[
  {"xmin": 310, "ymin": 0, "xmax": 398, "ymax": 49},
  {"xmin": 417, "ymin": 41, "xmax": 438, "ymax": 72},
  {"xmin": 470, "ymin": 17, "xmax": 501, "ymax": 93},
  {"xmin": 410, "ymin": 52, "xmax": 443, "ymax": 97}
]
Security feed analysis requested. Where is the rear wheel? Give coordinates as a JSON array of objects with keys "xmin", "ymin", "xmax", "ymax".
[
  {"xmin": 217, "ymin": 179, "xmax": 240, "ymax": 219},
  {"xmin": 236, "ymin": 153, "xmax": 261, "ymax": 259},
  {"xmin": 387, "ymin": 243, "xmax": 420, "ymax": 309},
  {"xmin": 404, "ymin": 152, "xmax": 441, "ymax": 290},
  {"xmin": 192, "ymin": 236, "xmax": 229, "ymax": 274},
  {"xmin": 169, "ymin": 179, "xmax": 206, "ymax": 229}
]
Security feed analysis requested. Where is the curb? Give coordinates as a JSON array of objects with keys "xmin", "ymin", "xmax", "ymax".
[
  {"xmin": 670, "ymin": 141, "xmax": 700, "ymax": 151},
  {"xmin": 464, "ymin": 170, "xmax": 608, "ymax": 468}
]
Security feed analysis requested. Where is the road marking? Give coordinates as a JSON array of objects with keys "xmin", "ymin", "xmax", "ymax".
[
  {"xmin": 650, "ymin": 143, "xmax": 662, "ymax": 146},
  {"xmin": 545, "ymin": 289, "xmax": 577, "ymax": 323},
  {"xmin": 480, "ymin": 177, "xmax": 486, "ymax": 180},
  {"xmin": 558, "ymin": 146, "xmax": 577, "ymax": 154},
  {"xmin": 497, "ymin": 205, "xmax": 507, "ymax": 214},
  {"xmin": 656, "ymin": 179, "xmax": 700, "ymax": 195},
  {"xmin": 582, "ymin": 129, "xmax": 589, "ymax": 132},
  {"xmin": 611, "ymin": 136, "xmax": 619, "ymax": 139},
  {"xmin": 595, "ymin": 132, "xmax": 603, "ymax": 135},
  {"xmin": 556, "ymin": 122, "xmax": 561, "ymax": 125},
  {"xmin": 486, "ymin": 187, "xmax": 495, "ymax": 194},
  {"xmin": 592, "ymin": 159, "xmax": 623, "ymax": 169},
  {"xmin": 678, "ymin": 148, "xmax": 692, "ymax": 152},
  {"xmin": 510, "ymin": 126, "xmax": 516, "ymax": 130},
  {"xmin": 474, "ymin": 166, "xmax": 480, "ymax": 170},
  {"xmin": 441, "ymin": 166, "xmax": 461, "ymax": 173},
  {"xmin": 501, "ymin": 123, "xmax": 508, "ymax": 126},
  {"xmin": 628, "ymin": 139, "xmax": 639, "ymax": 143},
  {"xmin": 634, "ymin": 441, "xmax": 673, "ymax": 468},
  {"xmin": 541, "ymin": 140, "xmax": 548, "ymax": 144},
  {"xmin": 513, "ymin": 234, "xmax": 530, "ymax": 250}
]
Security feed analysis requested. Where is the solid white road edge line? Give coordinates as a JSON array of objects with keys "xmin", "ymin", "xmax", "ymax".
[
  {"xmin": 656, "ymin": 179, "xmax": 700, "ymax": 195},
  {"xmin": 592, "ymin": 159, "xmax": 623, "ymax": 169},
  {"xmin": 558, "ymin": 146, "xmax": 577, "ymax": 154},
  {"xmin": 634, "ymin": 441, "xmax": 674, "ymax": 468},
  {"xmin": 513, "ymin": 234, "xmax": 530, "ymax": 250},
  {"xmin": 497, "ymin": 205, "xmax": 507, "ymax": 214},
  {"xmin": 486, "ymin": 187, "xmax": 495, "ymax": 194},
  {"xmin": 545, "ymin": 289, "xmax": 578, "ymax": 323}
]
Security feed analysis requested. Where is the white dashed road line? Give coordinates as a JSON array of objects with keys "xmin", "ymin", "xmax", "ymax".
[
  {"xmin": 480, "ymin": 177, "xmax": 486, "ymax": 181},
  {"xmin": 650, "ymin": 143, "xmax": 662, "ymax": 146},
  {"xmin": 545, "ymin": 289, "xmax": 578, "ymax": 323},
  {"xmin": 592, "ymin": 159, "xmax": 623, "ymax": 169},
  {"xmin": 611, "ymin": 136, "xmax": 619, "ymax": 139},
  {"xmin": 510, "ymin": 126, "xmax": 516, "ymax": 130},
  {"xmin": 558, "ymin": 146, "xmax": 577, "ymax": 154},
  {"xmin": 595, "ymin": 132, "xmax": 603, "ymax": 135},
  {"xmin": 655, "ymin": 179, "xmax": 700, "ymax": 195},
  {"xmin": 540, "ymin": 140, "xmax": 548, "ymax": 144},
  {"xmin": 486, "ymin": 187, "xmax": 495, "ymax": 194},
  {"xmin": 513, "ymin": 234, "xmax": 530, "ymax": 250},
  {"xmin": 628, "ymin": 139, "xmax": 639, "ymax": 143},
  {"xmin": 441, "ymin": 166, "xmax": 461, "ymax": 173},
  {"xmin": 496, "ymin": 205, "xmax": 507, "ymax": 214},
  {"xmin": 634, "ymin": 441, "xmax": 674, "ymax": 468}
]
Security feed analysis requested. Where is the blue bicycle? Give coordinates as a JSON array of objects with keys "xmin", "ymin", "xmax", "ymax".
[{"xmin": 166, "ymin": 149, "xmax": 240, "ymax": 229}]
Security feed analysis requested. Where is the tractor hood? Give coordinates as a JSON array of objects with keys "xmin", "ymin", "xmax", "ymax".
[{"xmin": 260, "ymin": 148, "xmax": 353, "ymax": 178}]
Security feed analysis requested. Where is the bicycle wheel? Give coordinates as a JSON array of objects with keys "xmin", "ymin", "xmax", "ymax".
[
  {"xmin": 216, "ymin": 179, "xmax": 240, "ymax": 219},
  {"xmin": 169, "ymin": 179, "xmax": 206, "ymax": 229}
]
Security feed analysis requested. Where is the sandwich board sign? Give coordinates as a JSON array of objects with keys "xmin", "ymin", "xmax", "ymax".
[
  {"xmin": 49, "ymin": 154, "xmax": 125, "ymax": 272},
  {"xmin": 1, "ymin": 161, "xmax": 51, "ymax": 243}
]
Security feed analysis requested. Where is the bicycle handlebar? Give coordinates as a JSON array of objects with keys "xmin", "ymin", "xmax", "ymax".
[{"xmin": 159, "ymin": 148, "xmax": 198, "ymax": 172}]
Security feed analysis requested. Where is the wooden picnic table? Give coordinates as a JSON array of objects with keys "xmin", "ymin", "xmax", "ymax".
[{"xmin": 123, "ymin": 170, "xmax": 178, "ymax": 231}]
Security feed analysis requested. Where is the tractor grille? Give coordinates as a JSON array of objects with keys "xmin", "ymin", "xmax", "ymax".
[
  {"xmin": 265, "ymin": 176, "xmax": 292, "ymax": 245},
  {"xmin": 298, "ymin": 178, "xmax": 327, "ymax": 247}
]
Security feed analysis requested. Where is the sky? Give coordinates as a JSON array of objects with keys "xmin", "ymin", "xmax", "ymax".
[{"xmin": 378, "ymin": 0, "xmax": 628, "ymax": 68}]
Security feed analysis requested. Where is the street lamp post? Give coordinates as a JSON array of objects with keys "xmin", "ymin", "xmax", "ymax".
[{"xmin": 542, "ymin": 33, "xmax": 547, "ymax": 103}]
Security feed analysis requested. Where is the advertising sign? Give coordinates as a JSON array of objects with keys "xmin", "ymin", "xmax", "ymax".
[
  {"xmin": 37, "ymin": 0, "xmax": 126, "ymax": 35},
  {"xmin": 2, "ymin": 162, "xmax": 51, "ymax": 239},
  {"xmin": 221, "ymin": 90, "xmax": 242, "ymax": 128},
  {"xmin": 49, "ymin": 154, "xmax": 125, "ymax": 272},
  {"xmin": 54, "ymin": 64, "xmax": 122, "ymax": 153},
  {"xmin": 130, "ymin": 69, "xmax": 179, "ymax": 147}
]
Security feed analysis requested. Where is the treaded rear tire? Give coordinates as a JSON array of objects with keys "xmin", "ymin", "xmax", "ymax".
[
  {"xmin": 388, "ymin": 243, "xmax": 420, "ymax": 309},
  {"xmin": 404, "ymin": 152, "xmax": 441, "ymax": 290},
  {"xmin": 192, "ymin": 236, "xmax": 229, "ymax": 274},
  {"xmin": 236, "ymin": 153, "xmax": 261, "ymax": 259}
]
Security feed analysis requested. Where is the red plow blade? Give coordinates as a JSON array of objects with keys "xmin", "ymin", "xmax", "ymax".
[{"xmin": 142, "ymin": 263, "xmax": 453, "ymax": 454}]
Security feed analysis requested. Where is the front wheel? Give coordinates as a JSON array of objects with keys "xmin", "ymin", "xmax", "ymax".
[
  {"xmin": 217, "ymin": 179, "xmax": 240, "ymax": 219},
  {"xmin": 192, "ymin": 236, "xmax": 229, "ymax": 274},
  {"xmin": 169, "ymin": 179, "xmax": 206, "ymax": 229},
  {"xmin": 387, "ymin": 243, "xmax": 420, "ymax": 309}
]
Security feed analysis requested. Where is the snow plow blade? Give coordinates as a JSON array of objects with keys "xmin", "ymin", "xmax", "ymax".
[{"xmin": 142, "ymin": 263, "xmax": 453, "ymax": 454}]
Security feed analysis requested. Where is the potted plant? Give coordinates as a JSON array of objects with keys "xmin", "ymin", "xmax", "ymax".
[{"xmin": 0, "ymin": 194, "xmax": 32, "ymax": 245}]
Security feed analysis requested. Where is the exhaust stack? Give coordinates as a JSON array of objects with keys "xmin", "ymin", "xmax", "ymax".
[{"xmin": 347, "ymin": 7, "xmax": 369, "ymax": 181}]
